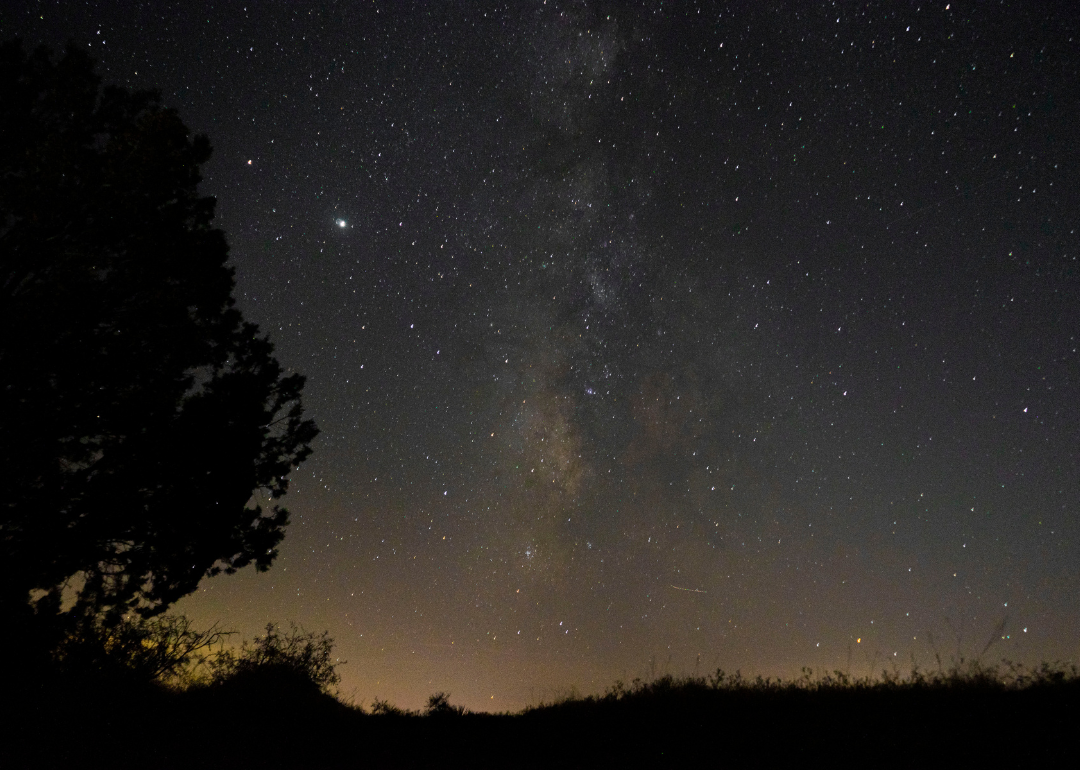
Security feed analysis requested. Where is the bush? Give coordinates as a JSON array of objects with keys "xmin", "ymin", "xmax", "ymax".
[
  {"xmin": 426, "ymin": 691, "xmax": 466, "ymax": 716},
  {"xmin": 370, "ymin": 697, "xmax": 416, "ymax": 716},
  {"xmin": 208, "ymin": 622, "xmax": 343, "ymax": 694}
]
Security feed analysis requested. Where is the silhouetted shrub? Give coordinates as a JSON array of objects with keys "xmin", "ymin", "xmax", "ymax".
[
  {"xmin": 371, "ymin": 697, "xmax": 416, "ymax": 716},
  {"xmin": 208, "ymin": 622, "xmax": 342, "ymax": 695},
  {"xmin": 426, "ymin": 691, "xmax": 467, "ymax": 716}
]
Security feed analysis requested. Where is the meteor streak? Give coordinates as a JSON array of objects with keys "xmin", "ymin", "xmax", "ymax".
[{"xmin": 671, "ymin": 585, "xmax": 706, "ymax": 594}]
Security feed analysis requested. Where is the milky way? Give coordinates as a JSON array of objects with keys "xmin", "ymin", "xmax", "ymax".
[{"xmin": 7, "ymin": 1, "xmax": 1078, "ymax": 711}]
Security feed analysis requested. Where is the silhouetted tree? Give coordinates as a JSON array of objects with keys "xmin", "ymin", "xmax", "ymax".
[
  {"xmin": 0, "ymin": 39, "xmax": 318, "ymax": 654},
  {"xmin": 53, "ymin": 614, "xmax": 233, "ymax": 687}
]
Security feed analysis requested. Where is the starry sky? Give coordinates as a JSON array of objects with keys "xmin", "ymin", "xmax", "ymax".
[{"xmin": 7, "ymin": 1, "xmax": 1079, "ymax": 711}]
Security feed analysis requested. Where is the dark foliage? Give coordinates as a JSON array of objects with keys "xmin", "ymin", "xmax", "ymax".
[
  {"xmin": 52, "ymin": 613, "xmax": 232, "ymax": 688},
  {"xmin": 6, "ymin": 663, "xmax": 1078, "ymax": 769},
  {"xmin": 0, "ymin": 38, "xmax": 317, "ymax": 648},
  {"xmin": 426, "ymin": 691, "xmax": 467, "ymax": 716},
  {"xmin": 207, "ymin": 622, "xmax": 343, "ymax": 694}
]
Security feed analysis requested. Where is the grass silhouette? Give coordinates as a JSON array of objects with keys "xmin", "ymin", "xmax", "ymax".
[{"xmin": 6, "ymin": 618, "xmax": 1078, "ymax": 769}]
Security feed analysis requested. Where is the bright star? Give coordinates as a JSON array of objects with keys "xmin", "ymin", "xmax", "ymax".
[{"xmin": 336, "ymin": 218, "xmax": 347, "ymax": 228}]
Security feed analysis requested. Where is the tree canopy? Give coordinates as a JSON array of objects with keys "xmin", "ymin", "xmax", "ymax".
[{"xmin": 0, "ymin": 39, "xmax": 318, "ymax": 635}]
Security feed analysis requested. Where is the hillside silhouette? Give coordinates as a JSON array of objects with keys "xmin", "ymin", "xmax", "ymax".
[{"xmin": 7, "ymin": 630, "xmax": 1078, "ymax": 769}]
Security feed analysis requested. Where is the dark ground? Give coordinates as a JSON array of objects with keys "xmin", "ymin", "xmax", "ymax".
[{"xmin": 5, "ymin": 670, "xmax": 1077, "ymax": 768}]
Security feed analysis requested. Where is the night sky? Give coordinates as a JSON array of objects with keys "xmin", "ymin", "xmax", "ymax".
[{"xmin": 7, "ymin": 1, "xmax": 1079, "ymax": 712}]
